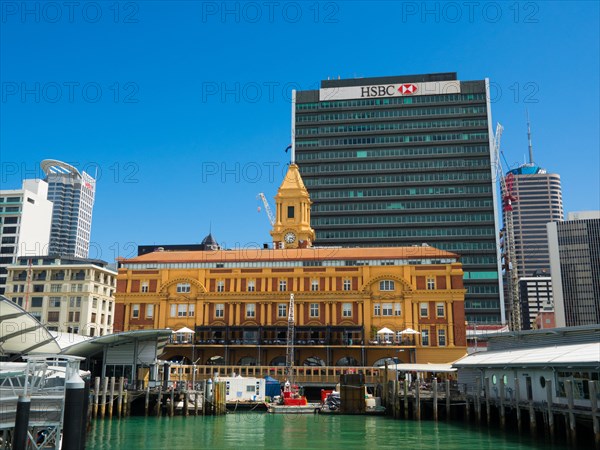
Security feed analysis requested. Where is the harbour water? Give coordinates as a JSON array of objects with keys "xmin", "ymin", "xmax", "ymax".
[{"xmin": 86, "ymin": 414, "xmax": 572, "ymax": 450}]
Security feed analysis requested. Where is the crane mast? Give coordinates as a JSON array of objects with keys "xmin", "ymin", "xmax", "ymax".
[
  {"xmin": 285, "ymin": 293, "xmax": 295, "ymax": 384},
  {"xmin": 493, "ymin": 123, "xmax": 522, "ymax": 331},
  {"xmin": 257, "ymin": 193, "xmax": 275, "ymax": 226}
]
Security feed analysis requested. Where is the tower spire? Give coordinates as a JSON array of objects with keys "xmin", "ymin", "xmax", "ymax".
[{"xmin": 526, "ymin": 109, "xmax": 534, "ymax": 164}]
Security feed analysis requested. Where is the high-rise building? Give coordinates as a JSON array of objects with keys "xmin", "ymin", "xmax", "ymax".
[
  {"xmin": 41, "ymin": 159, "xmax": 96, "ymax": 258},
  {"xmin": 0, "ymin": 179, "xmax": 53, "ymax": 295},
  {"xmin": 518, "ymin": 270, "xmax": 553, "ymax": 330},
  {"xmin": 294, "ymin": 72, "xmax": 504, "ymax": 324},
  {"xmin": 504, "ymin": 164, "xmax": 564, "ymax": 278},
  {"xmin": 548, "ymin": 215, "xmax": 600, "ymax": 327}
]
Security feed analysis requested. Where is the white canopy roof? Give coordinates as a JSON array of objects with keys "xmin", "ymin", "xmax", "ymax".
[
  {"xmin": 388, "ymin": 363, "xmax": 456, "ymax": 373},
  {"xmin": 453, "ymin": 342, "xmax": 600, "ymax": 368},
  {"xmin": 377, "ymin": 327, "xmax": 394, "ymax": 334},
  {"xmin": 400, "ymin": 328, "xmax": 421, "ymax": 335},
  {"xmin": 175, "ymin": 327, "xmax": 195, "ymax": 334}
]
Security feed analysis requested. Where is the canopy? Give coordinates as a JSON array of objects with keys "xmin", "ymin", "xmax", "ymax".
[
  {"xmin": 264, "ymin": 375, "xmax": 281, "ymax": 398},
  {"xmin": 400, "ymin": 328, "xmax": 421, "ymax": 335},
  {"xmin": 388, "ymin": 363, "xmax": 456, "ymax": 373},
  {"xmin": 377, "ymin": 327, "xmax": 394, "ymax": 334},
  {"xmin": 175, "ymin": 327, "xmax": 195, "ymax": 334}
]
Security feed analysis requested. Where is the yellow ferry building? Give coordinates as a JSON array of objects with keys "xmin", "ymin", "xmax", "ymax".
[{"xmin": 114, "ymin": 164, "xmax": 467, "ymax": 367}]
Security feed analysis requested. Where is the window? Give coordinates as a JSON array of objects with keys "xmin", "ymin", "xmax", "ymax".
[
  {"xmin": 380, "ymin": 280, "xmax": 395, "ymax": 291},
  {"xmin": 287, "ymin": 206, "xmax": 295, "ymax": 219},
  {"xmin": 420, "ymin": 302, "xmax": 428, "ymax": 317},
  {"xmin": 427, "ymin": 277, "xmax": 435, "ymax": 290},
  {"xmin": 278, "ymin": 303, "xmax": 287, "ymax": 317},
  {"xmin": 47, "ymin": 311, "xmax": 59, "ymax": 322},
  {"xmin": 132, "ymin": 304, "xmax": 140, "ymax": 318},
  {"xmin": 247, "ymin": 280, "xmax": 255, "ymax": 292},
  {"xmin": 421, "ymin": 330, "xmax": 429, "ymax": 346},
  {"xmin": 69, "ymin": 297, "xmax": 81, "ymax": 308},
  {"xmin": 382, "ymin": 303, "xmax": 393, "ymax": 316},
  {"xmin": 177, "ymin": 283, "xmax": 191, "ymax": 293},
  {"xmin": 91, "ymin": 313, "xmax": 97, "ymax": 322},
  {"xmin": 311, "ymin": 279, "xmax": 319, "ymax": 291},
  {"xmin": 215, "ymin": 304, "xmax": 224, "ymax": 318},
  {"xmin": 178, "ymin": 304, "xmax": 187, "ymax": 317},
  {"xmin": 438, "ymin": 329, "xmax": 446, "ymax": 346},
  {"xmin": 92, "ymin": 298, "xmax": 98, "ymax": 308},
  {"xmin": 373, "ymin": 303, "xmax": 381, "ymax": 316},
  {"xmin": 146, "ymin": 304, "xmax": 154, "ymax": 318},
  {"xmin": 49, "ymin": 297, "xmax": 61, "ymax": 308},
  {"xmin": 141, "ymin": 281, "xmax": 149, "ymax": 293},
  {"xmin": 310, "ymin": 303, "xmax": 319, "ymax": 317},
  {"xmin": 245, "ymin": 303, "xmax": 256, "ymax": 318},
  {"xmin": 342, "ymin": 303, "xmax": 352, "ymax": 317},
  {"xmin": 343, "ymin": 279, "xmax": 351, "ymax": 291},
  {"xmin": 31, "ymin": 297, "xmax": 43, "ymax": 308},
  {"xmin": 217, "ymin": 280, "xmax": 225, "ymax": 292},
  {"xmin": 436, "ymin": 302, "xmax": 445, "ymax": 317},
  {"xmin": 188, "ymin": 304, "xmax": 195, "ymax": 317},
  {"xmin": 279, "ymin": 280, "xmax": 287, "ymax": 291},
  {"xmin": 394, "ymin": 303, "xmax": 402, "ymax": 316},
  {"xmin": 51, "ymin": 284, "xmax": 61, "ymax": 293}
]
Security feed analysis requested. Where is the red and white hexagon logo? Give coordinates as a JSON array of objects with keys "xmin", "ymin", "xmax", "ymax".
[{"xmin": 398, "ymin": 84, "xmax": 418, "ymax": 95}]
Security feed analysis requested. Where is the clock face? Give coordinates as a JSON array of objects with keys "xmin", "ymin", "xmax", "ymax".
[{"xmin": 284, "ymin": 232, "xmax": 296, "ymax": 244}]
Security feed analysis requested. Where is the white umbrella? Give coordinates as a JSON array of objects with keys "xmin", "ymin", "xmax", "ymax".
[
  {"xmin": 175, "ymin": 327, "xmax": 195, "ymax": 334},
  {"xmin": 376, "ymin": 327, "xmax": 394, "ymax": 334},
  {"xmin": 400, "ymin": 328, "xmax": 421, "ymax": 335}
]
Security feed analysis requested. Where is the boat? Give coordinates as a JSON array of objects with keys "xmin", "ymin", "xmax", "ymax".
[
  {"xmin": 319, "ymin": 385, "xmax": 385, "ymax": 415},
  {"xmin": 267, "ymin": 380, "xmax": 320, "ymax": 414}
]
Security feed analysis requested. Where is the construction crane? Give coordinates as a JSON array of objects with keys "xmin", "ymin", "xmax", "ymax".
[
  {"xmin": 493, "ymin": 123, "xmax": 522, "ymax": 331},
  {"xmin": 285, "ymin": 293, "xmax": 295, "ymax": 384},
  {"xmin": 257, "ymin": 193, "xmax": 275, "ymax": 226}
]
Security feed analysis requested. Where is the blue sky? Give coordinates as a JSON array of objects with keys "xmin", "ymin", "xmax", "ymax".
[{"xmin": 1, "ymin": 1, "xmax": 599, "ymax": 262}]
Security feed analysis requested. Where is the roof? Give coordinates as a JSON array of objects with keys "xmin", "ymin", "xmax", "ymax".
[
  {"xmin": 41, "ymin": 159, "xmax": 82, "ymax": 178},
  {"xmin": 201, "ymin": 233, "xmax": 219, "ymax": 247},
  {"xmin": 453, "ymin": 342, "xmax": 600, "ymax": 368},
  {"xmin": 0, "ymin": 296, "xmax": 61, "ymax": 356},
  {"xmin": 388, "ymin": 363, "xmax": 457, "ymax": 373},
  {"xmin": 119, "ymin": 245, "xmax": 458, "ymax": 264},
  {"xmin": 276, "ymin": 164, "xmax": 309, "ymax": 195}
]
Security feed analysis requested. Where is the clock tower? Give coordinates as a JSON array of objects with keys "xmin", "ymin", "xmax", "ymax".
[{"xmin": 270, "ymin": 163, "xmax": 315, "ymax": 249}]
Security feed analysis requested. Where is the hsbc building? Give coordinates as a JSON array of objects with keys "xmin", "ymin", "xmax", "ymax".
[{"xmin": 294, "ymin": 72, "xmax": 505, "ymax": 325}]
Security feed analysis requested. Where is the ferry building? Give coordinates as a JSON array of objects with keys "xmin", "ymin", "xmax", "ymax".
[{"xmin": 114, "ymin": 164, "xmax": 467, "ymax": 366}]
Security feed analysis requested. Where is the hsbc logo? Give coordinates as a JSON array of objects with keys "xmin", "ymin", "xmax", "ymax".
[
  {"xmin": 398, "ymin": 84, "xmax": 418, "ymax": 95},
  {"xmin": 360, "ymin": 85, "xmax": 396, "ymax": 98}
]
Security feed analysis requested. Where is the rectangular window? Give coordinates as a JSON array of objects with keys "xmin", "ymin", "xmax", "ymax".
[
  {"xmin": 436, "ymin": 302, "xmax": 445, "ymax": 317},
  {"xmin": 215, "ymin": 304, "xmax": 224, "ymax": 318},
  {"xmin": 278, "ymin": 303, "xmax": 287, "ymax": 317},
  {"xmin": 427, "ymin": 277, "xmax": 435, "ymax": 290},
  {"xmin": 177, "ymin": 283, "xmax": 191, "ymax": 293},
  {"xmin": 438, "ymin": 329, "xmax": 446, "ymax": 347},
  {"xmin": 382, "ymin": 303, "xmax": 393, "ymax": 316},
  {"xmin": 217, "ymin": 280, "xmax": 225, "ymax": 292},
  {"xmin": 92, "ymin": 298, "xmax": 98, "ymax": 309},
  {"xmin": 373, "ymin": 303, "xmax": 381, "ymax": 316},
  {"xmin": 420, "ymin": 302, "xmax": 429, "ymax": 317},
  {"xmin": 394, "ymin": 303, "xmax": 402, "ymax": 316},
  {"xmin": 178, "ymin": 304, "xmax": 186, "ymax": 317},
  {"xmin": 343, "ymin": 279, "xmax": 351, "ymax": 291},
  {"xmin": 287, "ymin": 206, "xmax": 295, "ymax": 219},
  {"xmin": 311, "ymin": 279, "xmax": 319, "ymax": 291},
  {"xmin": 146, "ymin": 304, "xmax": 154, "ymax": 318},
  {"xmin": 421, "ymin": 330, "xmax": 429, "ymax": 346},
  {"xmin": 246, "ymin": 303, "xmax": 255, "ymax": 318},
  {"xmin": 69, "ymin": 297, "xmax": 82, "ymax": 308},
  {"xmin": 141, "ymin": 281, "xmax": 149, "ymax": 293},
  {"xmin": 380, "ymin": 280, "xmax": 395, "ymax": 291},
  {"xmin": 310, "ymin": 303, "xmax": 319, "ymax": 317},
  {"xmin": 47, "ymin": 311, "xmax": 59, "ymax": 322},
  {"xmin": 342, "ymin": 303, "xmax": 352, "ymax": 317},
  {"xmin": 188, "ymin": 304, "xmax": 195, "ymax": 317},
  {"xmin": 49, "ymin": 297, "xmax": 61, "ymax": 308},
  {"xmin": 279, "ymin": 280, "xmax": 287, "ymax": 291},
  {"xmin": 247, "ymin": 280, "xmax": 255, "ymax": 292},
  {"xmin": 91, "ymin": 313, "xmax": 97, "ymax": 322},
  {"xmin": 132, "ymin": 304, "xmax": 140, "ymax": 318},
  {"xmin": 51, "ymin": 284, "xmax": 61, "ymax": 293},
  {"xmin": 31, "ymin": 297, "xmax": 43, "ymax": 308}
]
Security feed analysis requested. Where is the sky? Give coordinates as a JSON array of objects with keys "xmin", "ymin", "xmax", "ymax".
[{"xmin": 1, "ymin": 1, "xmax": 599, "ymax": 263}]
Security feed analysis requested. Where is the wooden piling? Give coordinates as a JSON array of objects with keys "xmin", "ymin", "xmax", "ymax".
[
  {"xmin": 100, "ymin": 377, "xmax": 109, "ymax": 419},
  {"xmin": 145, "ymin": 386, "xmax": 150, "ymax": 416},
  {"xmin": 565, "ymin": 379, "xmax": 576, "ymax": 443},
  {"xmin": 170, "ymin": 388, "xmax": 175, "ymax": 417},
  {"xmin": 117, "ymin": 377, "xmax": 124, "ymax": 418},
  {"xmin": 590, "ymin": 380, "xmax": 599, "ymax": 446},
  {"xmin": 546, "ymin": 379, "xmax": 554, "ymax": 437},
  {"xmin": 403, "ymin": 379, "xmax": 408, "ymax": 418},
  {"xmin": 414, "ymin": 381, "xmax": 421, "ymax": 420},
  {"xmin": 194, "ymin": 390, "xmax": 199, "ymax": 416},
  {"xmin": 484, "ymin": 377, "xmax": 490, "ymax": 425},
  {"xmin": 475, "ymin": 377, "xmax": 481, "ymax": 424},
  {"xmin": 108, "ymin": 377, "xmax": 115, "ymax": 419},
  {"xmin": 156, "ymin": 388, "xmax": 163, "ymax": 417},
  {"xmin": 528, "ymin": 388, "xmax": 536, "ymax": 433},
  {"xmin": 465, "ymin": 394, "xmax": 470, "ymax": 422},
  {"xmin": 445, "ymin": 380, "xmax": 451, "ymax": 419},
  {"xmin": 514, "ymin": 378, "xmax": 522, "ymax": 432},
  {"xmin": 499, "ymin": 378, "xmax": 505, "ymax": 428},
  {"xmin": 93, "ymin": 377, "xmax": 100, "ymax": 419},
  {"xmin": 123, "ymin": 389, "xmax": 129, "ymax": 417},
  {"xmin": 184, "ymin": 391, "xmax": 189, "ymax": 417},
  {"xmin": 432, "ymin": 379, "xmax": 438, "ymax": 421}
]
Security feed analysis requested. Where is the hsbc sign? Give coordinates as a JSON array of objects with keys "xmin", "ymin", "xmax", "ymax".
[{"xmin": 319, "ymin": 80, "xmax": 461, "ymax": 101}]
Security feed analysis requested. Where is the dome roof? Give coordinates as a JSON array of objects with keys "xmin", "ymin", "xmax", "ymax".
[{"xmin": 201, "ymin": 233, "xmax": 219, "ymax": 250}]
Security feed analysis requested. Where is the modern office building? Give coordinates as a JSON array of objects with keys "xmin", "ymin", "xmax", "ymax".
[
  {"xmin": 504, "ymin": 163, "xmax": 564, "ymax": 278},
  {"xmin": 0, "ymin": 179, "xmax": 53, "ymax": 295},
  {"xmin": 41, "ymin": 159, "xmax": 96, "ymax": 258},
  {"xmin": 294, "ymin": 72, "xmax": 503, "ymax": 324},
  {"xmin": 548, "ymin": 216, "xmax": 600, "ymax": 327},
  {"xmin": 518, "ymin": 270, "xmax": 553, "ymax": 330},
  {"xmin": 5, "ymin": 255, "xmax": 117, "ymax": 337}
]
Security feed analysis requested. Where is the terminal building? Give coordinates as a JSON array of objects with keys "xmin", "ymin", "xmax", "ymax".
[
  {"xmin": 293, "ymin": 72, "xmax": 503, "ymax": 325},
  {"xmin": 114, "ymin": 164, "xmax": 468, "ymax": 366}
]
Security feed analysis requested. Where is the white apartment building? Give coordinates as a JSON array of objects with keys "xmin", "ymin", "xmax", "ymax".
[
  {"xmin": 5, "ymin": 256, "xmax": 117, "ymax": 337},
  {"xmin": 0, "ymin": 179, "xmax": 53, "ymax": 295}
]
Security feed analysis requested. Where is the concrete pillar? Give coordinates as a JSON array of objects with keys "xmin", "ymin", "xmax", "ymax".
[
  {"xmin": 515, "ymin": 377, "xmax": 522, "ymax": 432},
  {"xmin": 546, "ymin": 378, "xmax": 554, "ymax": 437},
  {"xmin": 432, "ymin": 379, "xmax": 438, "ymax": 421},
  {"xmin": 484, "ymin": 377, "xmax": 490, "ymax": 425},
  {"xmin": 590, "ymin": 380, "xmax": 599, "ymax": 446},
  {"xmin": 12, "ymin": 395, "xmax": 31, "ymax": 450},
  {"xmin": 445, "ymin": 379, "xmax": 451, "ymax": 419},
  {"xmin": 565, "ymin": 379, "xmax": 576, "ymax": 442},
  {"xmin": 475, "ymin": 377, "xmax": 481, "ymax": 424},
  {"xmin": 499, "ymin": 377, "xmax": 505, "ymax": 428},
  {"xmin": 63, "ymin": 371, "xmax": 86, "ymax": 450}
]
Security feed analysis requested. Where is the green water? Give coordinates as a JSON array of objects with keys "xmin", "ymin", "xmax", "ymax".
[{"xmin": 86, "ymin": 414, "xmax": 573, "ymax": 450}]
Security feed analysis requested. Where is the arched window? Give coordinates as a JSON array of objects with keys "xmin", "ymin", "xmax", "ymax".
[
  {"xmin": 336, "ymin": 356, "xmax": 358, "ymax": 366},
  {"xmin": 303, "ymin": 356, "xmax": 325, "ymax": 366},
  {"xmin": 269, "ymin": 356, "xmax": 287, "ymax": 366},
  {"xmin": 238, "ymin": 356, "xmax": 257, "ymax": 366}
]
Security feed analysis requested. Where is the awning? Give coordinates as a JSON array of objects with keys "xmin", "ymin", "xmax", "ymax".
[
  {"xmin": 388, "ymin": 363, "xmax": 456, "ymax": 373},
  {"xmin": 377, "ymin": 327, "xmax": 394, "ymax": 334},
  {"xmin": 175, "ymin": 327, "xmax": 195, "ymax": 334}
]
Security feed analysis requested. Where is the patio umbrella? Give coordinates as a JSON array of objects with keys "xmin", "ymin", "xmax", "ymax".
[
  {"xmin": 376, "ymin": 327, "xmax": 394, "ymax": 334},
  {"xmin": 175, "ymin": 327, "xmax": 195, "ymax": 334},
  {"xmin": 400, "ymin": 327, "xmax": 420, "ymax": 335}
]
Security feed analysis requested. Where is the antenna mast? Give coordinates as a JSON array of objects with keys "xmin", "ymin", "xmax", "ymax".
[
  {"xmin": 526, "ymin": 109, "xmax": 534, "ymax": 164},
  {"xmin": 285, "ymin": 293, "xmax": 295, "ymax": 384},
  {"xmin": 291, "ymin": 90, "xmax": 296, "ymax": 165}
]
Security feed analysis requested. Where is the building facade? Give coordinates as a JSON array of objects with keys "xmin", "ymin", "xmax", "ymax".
[
  {"xmin": 518, "ymin": 271, "xmax": 553, "ymax": 330},
  {"xmin": 548, "ymin": 217, "xmax": 600, "ymax": 327},
  {"xmin": 504, "ymin": 164, "xmax": 563, "ymax": 278},
  {"xmin": 115, "ymin": 164, "xmax": 468, "ymax": 366},
  {"xmin": 293, "ymin": 72, "xmax": 504, "ymax": 325},
  {"xmin": 0, "ymin": 180, "xmax": 53, "ymax": 295},
  {"xmin": 41, "ymin": 159, "xmax": 96, "ymax": 258},
  {"xmin": 5, "ymin": 256, "xmax": 117, "ymax": 336}
]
